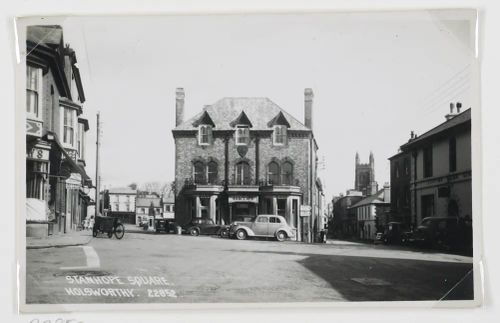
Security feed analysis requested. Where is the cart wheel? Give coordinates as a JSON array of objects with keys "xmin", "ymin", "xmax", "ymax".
[
  {"xmin": 92, "ymin": 229, "xmax": 98, "ymax": 237},
  {"xmin": 114, "ymin": 223, "xmax": 125, "ymax": 240},
  {"xmin": 107, "ymin": 231, "xmax": 113, "ymax": 238}
]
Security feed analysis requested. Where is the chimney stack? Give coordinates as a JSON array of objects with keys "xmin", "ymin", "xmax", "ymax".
[
  {"xmin": 456, "ymin": 102, "xmax": 462, "ymax": 113},
  {"xmin": 304, "ymin": 88, "xmax": 314, "ymax": 129},
  {"xmin": 175, "ymin": 88, "xmax": 185, "ymax": 126},
  {"xmin": 445, "ymin": 102, "xmax": 458, "ymax": 121}
]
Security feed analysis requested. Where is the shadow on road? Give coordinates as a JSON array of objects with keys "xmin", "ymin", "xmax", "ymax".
[{"xmin": 226, "ymin": 249, "xmax": 474, "ymax": 301}]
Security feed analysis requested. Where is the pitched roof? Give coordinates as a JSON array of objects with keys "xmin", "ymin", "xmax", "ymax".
[
  {"xmin": 350, "ymin": 189, "xmax": 389, "ymax": 208},
  {"xmin": 108, "ymin": 187, "xmax": 137, "ymax": 195},
  {"xmin": 173, "ymin": 97, "xmax": 310, "ymax": 131},
  {"xmin": 401, "ymin": 108, "xmax": 471, "ymax": 150},
  {"xmin": 136, "ymin": 197, "xmax": 161, "ymax": 207}
]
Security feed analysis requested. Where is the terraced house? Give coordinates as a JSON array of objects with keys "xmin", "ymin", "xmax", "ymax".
[
  {"xmin": 25, "ymin": 25, "xmax": 92, "ymax": 237},
  {"xmin": 172, "ymin": 88, "xmax": 322, "ymax": 242}
]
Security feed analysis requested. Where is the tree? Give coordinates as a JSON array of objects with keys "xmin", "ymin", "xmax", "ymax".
[{"xmin": 128, "ymin": 183, "xmax": 138, "ymax": 190}]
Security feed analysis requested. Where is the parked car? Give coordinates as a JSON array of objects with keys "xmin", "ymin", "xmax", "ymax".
[
  {"xmin": 413, "ymin": 216, "xmax": 472, "ymax": 250},
  {"xmin": 229, "ymin": 214, "xmax": 296, "ymax": 241},
  {"xmin": 380, "ymin": 222, "xmax": 408, "ymax": 245},
  {"xmin": 183, "ymin": 218, "xmax": 229, "ymax": 237}
]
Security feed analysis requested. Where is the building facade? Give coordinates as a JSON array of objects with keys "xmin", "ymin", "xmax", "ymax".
[
  {"xmin": 355, "ymin": 152, "xmax": 378, "ymax": 196},
  {"xmin": 135, "ymin": 195, "xmax": 163, "ymax": 226},
  {"xmin": 26, "ymin": 25, "xmax": 92, "ymax": 237},
  {"xmin": 388, "ymin": 151, "xmax": 412, "ymax": 228},
  {"xmin": 172, "ymin": 88, "xmax": 321, "ymax": 242},
  {"xmin": 331, "ymin": 190, "xmax": 363, "ymax": 239},
  {"xmin": 162, "ymin": 189, "xmax": 175, "ymax": 220},
  {"xmin": 351, "ymin": 185, "xmax": 391, "ymax": 240},
  {"xmin": 399, "ymin": 104, "xmax": 472, "ymax": 226},
  {"xmin": 105, "ymin": 188, "xmax": 137, "ymax": 224}
]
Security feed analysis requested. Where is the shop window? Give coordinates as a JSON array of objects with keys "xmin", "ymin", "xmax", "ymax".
[
  {"xmin": 281, "ymin": 161, "xmax": 293, "ymax": 185},
  {"xmin": 26, "ymin": 65, "xmax": 42, "ymax": 119},
  {"xmin": 268, "ymin": 162, "xmax": 280, "ymax": 185},
  {"xmin": 277, "ymin": 199, "xmax": 286, "ymax": 217}
]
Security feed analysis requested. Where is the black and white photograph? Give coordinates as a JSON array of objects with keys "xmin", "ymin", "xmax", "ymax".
[{"xmin": 16, "ymin": 9, "xmax": 481, "ymax": 311}]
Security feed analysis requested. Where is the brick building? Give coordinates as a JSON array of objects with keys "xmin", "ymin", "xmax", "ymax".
[
  {"xmin": 172, "ymin": 88, "xmax": 321, "ymax": 242},
  {"xmin": 25, "ymin": 25, "xmax": 92, "ymax": 237},
  {"xmin": 331, "ymin": 190, "xmax": 363, "ymax": 239}
]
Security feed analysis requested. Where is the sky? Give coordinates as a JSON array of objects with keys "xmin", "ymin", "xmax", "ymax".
[{"xmin": 50, "ymin": 10, "xmax": 475, "ymax": 199}]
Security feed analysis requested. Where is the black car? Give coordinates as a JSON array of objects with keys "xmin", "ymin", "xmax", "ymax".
[
  {"xmin": 413, "ymin": 216, "xmax": 472, "ymax": 251},
  {"xmin": 183, "ymin": 218, "xmax": 228, "ymax": 237}
]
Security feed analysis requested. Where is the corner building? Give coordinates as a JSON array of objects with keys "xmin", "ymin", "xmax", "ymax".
[{"xmin": 172, "ymin": 89, "xmax": 320, "ymax": 242}]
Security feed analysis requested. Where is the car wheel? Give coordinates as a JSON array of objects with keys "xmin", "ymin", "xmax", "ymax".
[
  {"xmin": 235, "ymin": 229, "xmax": 247, "ymax": 240},
  {"xmin": 276, "ymin": 230, "xmax": 287, "ymax": 242},
  {"xmin": 220, "ymin": 228, "xmax": 229, "ymax": 238},
  {"xmin": 190, "ymin": 228, "xmax": 200, "ymax": 236}
]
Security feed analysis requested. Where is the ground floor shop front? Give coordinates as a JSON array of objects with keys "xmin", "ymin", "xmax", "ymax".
[{"xmin": 178, "ymin": 186, "xmax": 312, "ymax": 241}]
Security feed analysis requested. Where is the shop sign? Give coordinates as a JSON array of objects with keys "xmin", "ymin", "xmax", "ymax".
[
  {"xmin": 300, "ymin": 205, "xmax": 311, "ymax": 217},
  {"xmin": 66, "ymin": 173, "xmax": 82, "ymax": 185},
  {"xmin": 228, "ymin": 195, "xmax": 258, "ymax": 204},
  {"xmin": 26, "ymin": 119, "xmax": 43, "ymax": 137},
  {"xmin": 27, "ymin": 147, "xmax": 50, "ymax": 161}
]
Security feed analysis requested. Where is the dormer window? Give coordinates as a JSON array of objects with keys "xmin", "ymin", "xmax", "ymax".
[
  {"xmin": 198, "ymin": 125, "xmax": 212, "ymax": 146},
  {"xmin": 273, "ymin": 125, "xmax": 287, "ymax": 145},
  {"xmin": 235, "ymin": 125, "xmax": 249, "ymax": 145}
]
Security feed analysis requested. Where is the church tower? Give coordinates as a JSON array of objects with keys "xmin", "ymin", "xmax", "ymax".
[{"xmin": 355, "ymin": 151, "xmax": 378, "ymax": 196}]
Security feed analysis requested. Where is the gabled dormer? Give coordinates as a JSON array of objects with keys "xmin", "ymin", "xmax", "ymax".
[
  {"xmin": 192, "ymin": 111, "xmax": 215, "ymax": 146},
  {"xmin": 268, "ymin": 111, "xmax": 290, "ymax": 146},
  {"xmin": 230, "ymin": 111, "xmax": 253, "ymax": 146}
]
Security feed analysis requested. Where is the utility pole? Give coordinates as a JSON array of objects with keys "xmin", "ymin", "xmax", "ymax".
[{"xmin": 95, "ymin": 112, "xmax": 101, "ymax": 216}]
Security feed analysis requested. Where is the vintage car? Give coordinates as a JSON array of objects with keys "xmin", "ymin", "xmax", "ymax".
[
  {"xmin": 183, "ymin": 218, "xmax": 229, "ymax": 237},
  {"xmin": 413, "ymin": 216, "xmax": 472, "ymax": 250},
  {"xmin": 229, "ymin": 214, "xmax": 296, "ymax": 241}
]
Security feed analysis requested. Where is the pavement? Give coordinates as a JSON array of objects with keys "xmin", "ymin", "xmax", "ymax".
[
  {"xmin": 25, "ymin": 231, "xmax": 474, "ymax": 304},
  {"xmin": 26, "ymin": 229, "xmax": 93, "ymax": 249}
]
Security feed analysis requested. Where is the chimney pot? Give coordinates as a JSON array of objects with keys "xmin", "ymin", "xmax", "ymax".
[
  {"xmin": 456, "ymin": 102, "xmax": 462, "ymax": 113},
  {"xmin": 175, "ymin": 88, "xmax": 185, "ymax": 126},
  {"xmin": 304, "ymin": 88, "xmax": 314, "ymax": 129},
  {"xmin": 450, "ymin": 102, "xmax": 454, "ymax": 114}
]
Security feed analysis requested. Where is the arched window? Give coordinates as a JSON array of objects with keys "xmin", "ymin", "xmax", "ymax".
[
  {"xmin": 281, "ymin": 161, "xmax": 293, "ymax": 185},
  {"xmin": 207, "ymin": 161, "xmax": 218, "ymax": 184},
  {"xmin": 235, "ymin": 161, "xmax": 250, "ymax": 185},
  {"xmin": 194, "ymin": 161, "xmax": 206, "ymax": 184},
  {"xmin": 268, "ymin": 162, "xmax": 280, "ymax": 185}
]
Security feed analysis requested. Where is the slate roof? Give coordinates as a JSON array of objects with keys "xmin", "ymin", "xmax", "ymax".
[
  {"xmin": 401, "ymin": 108, "xmax": 471, "ymax": 150},
  {"xmin": 136, "ymin": 197, "xmax": 162, "ymax": 208},
  {"xmin": 173, "ymin": 97, "xmax": 310, "ymax": 132},
  {"xmin": 350, "ymin": 189, "xmax": 389, "ymax": 208},
  {"xmin": 108, "ymin": 188, "xmax": 137, "ymax": 195}
]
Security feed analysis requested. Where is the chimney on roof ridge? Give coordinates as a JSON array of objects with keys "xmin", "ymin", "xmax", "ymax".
[
  {"xmin": 175, "ymin": 88, "xmax": 185, "ymax": 126},
  {"xmin": 304, "ymin": 88, "xmax": 314, "ymax": 130},
  {"xmin": 456, "ymin": 102, "xmax": 462, "ymax": 113},
  {"xmin": 445, "ymin": 102, "xmax": 459, "ymax": 121}
]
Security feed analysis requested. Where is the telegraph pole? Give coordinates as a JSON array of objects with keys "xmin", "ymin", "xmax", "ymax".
[{"xmin": 95, "ymin": 112, "xmax": 101, "ymax": 216}]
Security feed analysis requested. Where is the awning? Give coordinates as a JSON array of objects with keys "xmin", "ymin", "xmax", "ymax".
[{"xmin": 45, "ymin": 131, "xmax": 92, "ymax": 187}]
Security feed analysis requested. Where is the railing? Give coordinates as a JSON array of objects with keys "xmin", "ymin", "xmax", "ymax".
[{"xmin": 184, "ymin": 177, "xmax": 223, "ymax": 187}]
